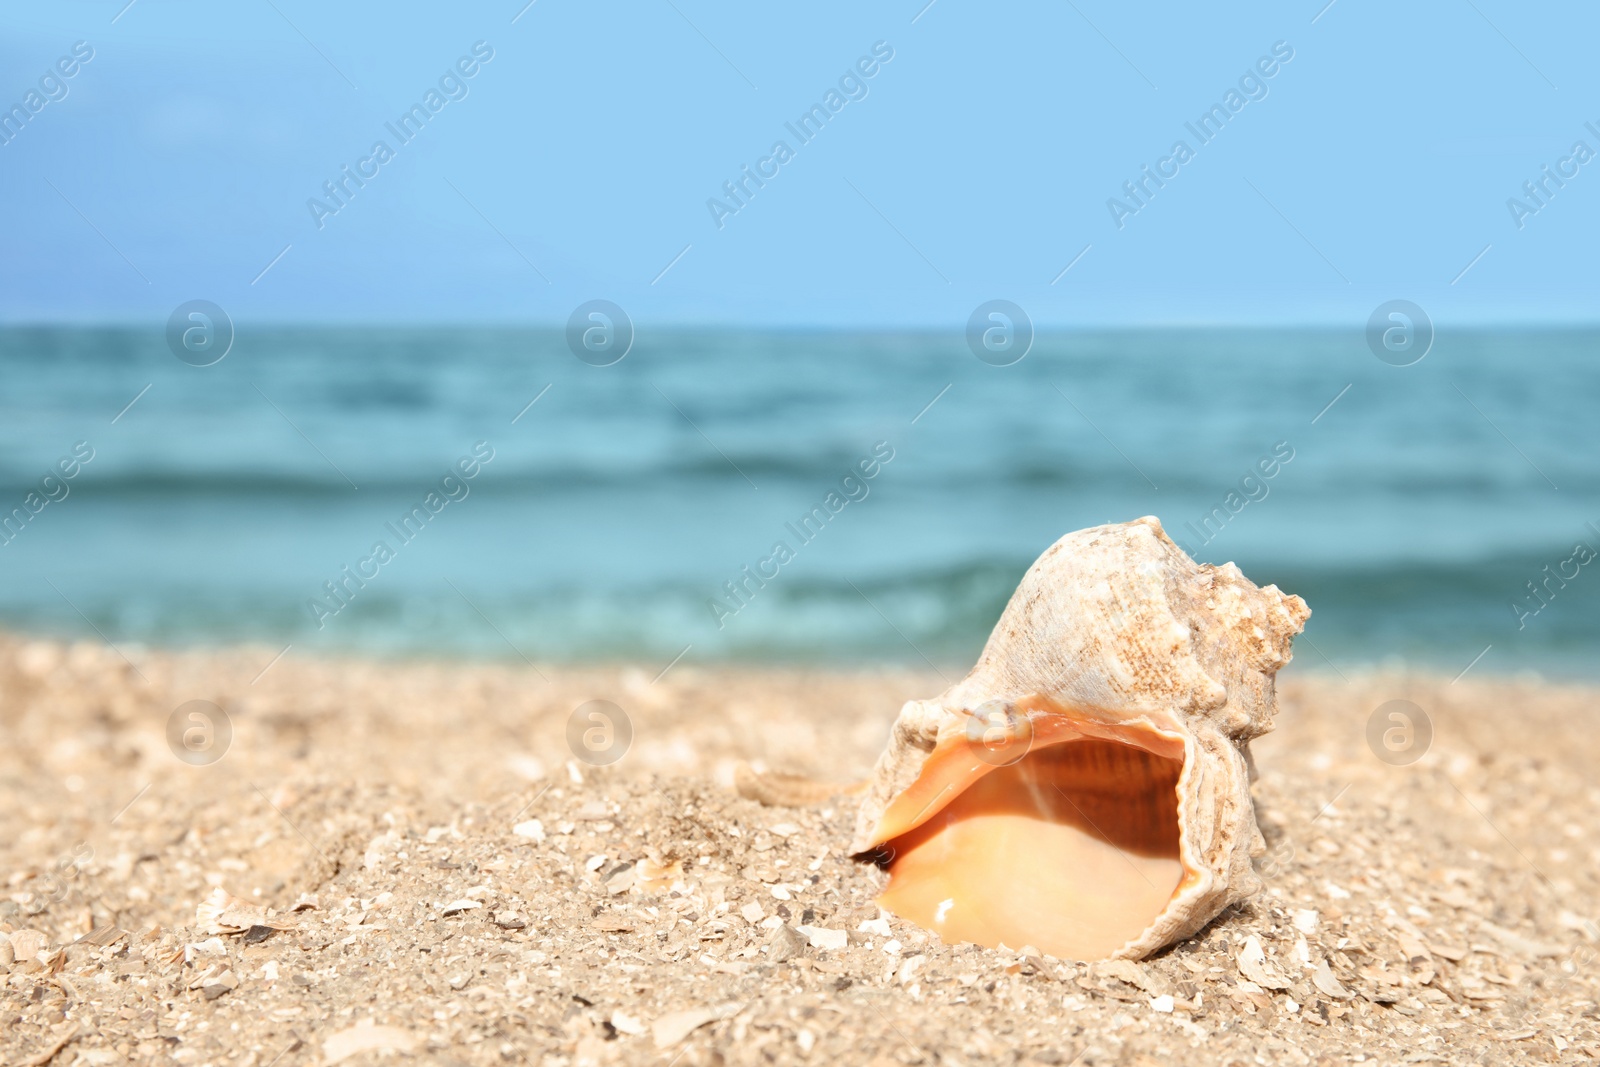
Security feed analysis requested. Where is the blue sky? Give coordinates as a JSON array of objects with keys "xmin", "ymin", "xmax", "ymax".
[{"xmin": 0, "ymin": 0, "xmax": 1596, "ymax": 326}]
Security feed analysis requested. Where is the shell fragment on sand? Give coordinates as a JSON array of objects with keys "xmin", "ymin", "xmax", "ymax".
[
  {"xmin": 652, "ymin": 1002, "xmax": 743, "ymax": 1049},
  {"xmin": 1313, "ymin": 958, "xmax": 1354, "ymax": 999},
  {"xmin": 796, "ymin": 925, "xmax": 848, "ymax": 951},
  {"xmin": 1237, "ymin": 935, "xmax": 1293, "ymax": 990},
  {"xmin": 767, "ymin": 924, "xmax": 808, "ymax": 961},
  {"xmin": 323, "ymin": 1021, "xmax": 417, "ymax": 1063},
  {"xmin": 853, "ymin": 517, "xmax": 1309, "ymax": 961},
  {"xmin": 9, "ymin": 929, "xmax": 49, "ymax": 962},
  {"xmin": 195, "ymin": 887, "xmax": 297, "ymax": 936}
]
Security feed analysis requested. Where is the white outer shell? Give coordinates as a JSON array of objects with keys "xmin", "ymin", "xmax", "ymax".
[{"xmin": 851, "ymin": 516, "xmax": 1310, "ymax": 960}]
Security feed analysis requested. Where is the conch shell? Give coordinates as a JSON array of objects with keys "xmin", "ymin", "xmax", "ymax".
[{"xmin": 851, "ymin": 517, "xmax": 1309, "ymax": 960}]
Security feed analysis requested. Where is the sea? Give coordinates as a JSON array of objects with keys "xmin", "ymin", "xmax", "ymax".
[{"xmin": 1, "ymin": 324, "xmax": 1596, "ymax": 678}]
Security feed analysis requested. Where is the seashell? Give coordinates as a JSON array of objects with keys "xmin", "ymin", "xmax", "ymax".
[
  {"xmin": 8, "ymin": 928, "xmax": 49, "ymax": 963},
  {"xmin": 851, "ymin": 517, "xmax": 1309, "ymax": 961},
  {"xmin": 195, "ymin": 886, "xmax": 296, "ymax": 935}
]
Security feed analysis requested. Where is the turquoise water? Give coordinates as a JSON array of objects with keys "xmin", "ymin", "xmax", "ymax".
[{"xmin": 1, "ymin": 325, "xmax": 1596, "ymax": 676}]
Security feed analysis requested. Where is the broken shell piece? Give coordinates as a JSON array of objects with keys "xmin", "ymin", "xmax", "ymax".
[
  {"xmin": 324, "ymin": 1021, "xmax": 418, "ymax": 1065},
  {"xmin": 8, "ymin": 929, "xmax": 48, "ymax": 963},
  {"xmin": 1312, "ymin": 958, "xmax": 1353, "ymax": 999},
  {"xmin": 195, "ymin": 887, "xmax": 296, "ymax": 936},
  {"xmin": 1237, "ymin": 934, "xmax": 1293, "ymax": 990},
  {"xmin": 852, "ymin": 517, "xmax": 1308, "ymax": 961},
  {"xmin": 634, "ymin": 856, "xmax": 687, "ymax": 894}
]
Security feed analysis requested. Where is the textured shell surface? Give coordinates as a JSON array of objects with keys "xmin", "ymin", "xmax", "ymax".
[{"xmin": 853, "ymin": 516, "xmax": 1309, "ymax": 961}]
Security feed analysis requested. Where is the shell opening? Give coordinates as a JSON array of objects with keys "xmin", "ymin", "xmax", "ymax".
[{"xmin": 868, "ymin": 707, "xmax": 1187, "ymax": 961}]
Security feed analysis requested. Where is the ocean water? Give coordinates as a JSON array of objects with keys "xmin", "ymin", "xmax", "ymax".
[{"xmin": 1, "ymin": 325, "xmax": 1597, "ymax": 678}]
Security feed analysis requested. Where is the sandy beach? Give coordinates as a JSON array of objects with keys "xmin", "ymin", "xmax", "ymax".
[{"xmin": 1, "ymin": 635, "xmax": 1596, "ymax": 1066}]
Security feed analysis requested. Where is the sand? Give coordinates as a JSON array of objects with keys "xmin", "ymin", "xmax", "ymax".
[{"xmin": 0, "ymin": 634, "xmax": 1596, "ymax": 1066}]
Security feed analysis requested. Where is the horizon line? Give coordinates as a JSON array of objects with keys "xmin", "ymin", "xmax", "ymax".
[{"xmin": 6, "ymin": 317, "xmax": 1600, "ymax": 333}]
